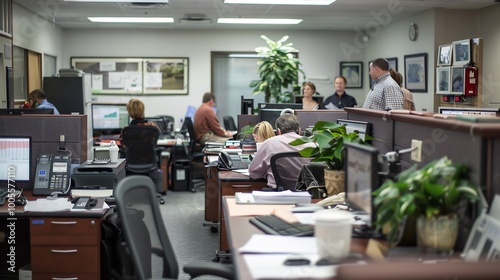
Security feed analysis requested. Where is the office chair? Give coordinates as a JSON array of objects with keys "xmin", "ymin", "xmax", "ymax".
[
  {"xmin": 114, "ymin": 175, "xmax": 234, "ymax": 280},
  {"xmin": 270, "ymin": 151, "xmax": 313, "ymax": 191},
  {"xmin": 223, "ymin": 115, "xmax": 238, "ymax": 140},
  {"xmin": 182, "ymin": 117, "xmax": 205, "ymax": 192},
  {"xmin": 121, "ymin": 125, "xmax": 165, "ymax": 204}
]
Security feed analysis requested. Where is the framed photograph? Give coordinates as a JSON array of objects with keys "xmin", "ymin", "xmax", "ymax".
[
  {"xmin": 453, "ymin": 39, "xmax": 471, "ymax": 66},
  {"xmin": 451, "ymin": 66, "xmax": 465, "ymax": 95},
  {"xmin": 340, "ymin": 61, "xmax": 363, "ymax": 88},
  {"xmin": 404, "ymin": 53, "xmax": 427, "ymax": 92},
  {"xmin": 387, "ymin": 57, "xmax": 398, "ymax": 71},
  {"xmin": 436, "ymin": 67, "xmax": 451, "ymax": 95},
  {"xmin": 437, "ymin": 44, "xmax": 452, "ymax": 66}
]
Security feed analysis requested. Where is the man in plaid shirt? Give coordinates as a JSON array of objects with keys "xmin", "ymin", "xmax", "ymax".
[{"xmin": 363, "ymin": 58, "xmax": 404, "ymax": 111}]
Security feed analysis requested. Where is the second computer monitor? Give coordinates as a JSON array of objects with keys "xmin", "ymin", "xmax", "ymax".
[
  {"xmin": 336, "ymin": 119, "xmax": 372, "ymax": 142},
  {"xmin": 258, "ymin": 103, "xmax": 302, "ymax": 128},
  {"xmin": 92, "ymin": 103, "xmax": 130, "ymax": 137}
]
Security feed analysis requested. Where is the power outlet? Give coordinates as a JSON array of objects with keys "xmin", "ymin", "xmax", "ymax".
[{"xmin": 411, "ymin": 139, "xmax": 422, "ymax": 162}]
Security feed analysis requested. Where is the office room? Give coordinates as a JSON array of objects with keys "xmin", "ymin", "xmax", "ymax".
[{"xmin": 1, "ymin": 0, "xmax": 500, "ymax": 279}]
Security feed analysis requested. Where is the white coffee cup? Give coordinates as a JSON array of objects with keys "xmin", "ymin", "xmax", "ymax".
[
  {"xmin": 313, "ymin": 209, "xmax": 352, "ymax": 259},
  {"xmin": 109, "ymin": 140, "xmax": 119, "ymax": 163}
]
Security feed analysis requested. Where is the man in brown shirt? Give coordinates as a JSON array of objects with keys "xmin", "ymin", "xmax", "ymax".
[{"xmin": 193, "ymin": 92, "xmax": 234, "ymax": 146}]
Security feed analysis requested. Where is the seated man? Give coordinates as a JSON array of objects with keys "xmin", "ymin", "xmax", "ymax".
[
  {"xmin": 248, "ymin": 114, "xmax": 314, "ymax": 190},
  {"xmin": 29, "ymin": 89, "xmax": 60, "ymax": 114},
  {"xmin": 193, "ymin": 92, "xmax": 234, "ymax": 146}
]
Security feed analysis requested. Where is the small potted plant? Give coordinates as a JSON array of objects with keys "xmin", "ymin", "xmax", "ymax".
[
  {"xmin": 289, "ymin": 121, "xmax": 368, "ymax": 195},
  {"xmin": 372, "ymin": 156, "xmax": 479, "ymax": 250}
]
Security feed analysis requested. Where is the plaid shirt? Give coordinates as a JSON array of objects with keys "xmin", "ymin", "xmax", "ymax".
[{"xmin": 363, "ymin": 73, "xmax": 404, "ymax": 111}]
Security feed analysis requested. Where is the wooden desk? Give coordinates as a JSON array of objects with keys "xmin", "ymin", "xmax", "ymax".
[
  {"xmin": 0, "ymin": 191, "xmax": 109, "ymax": 279},
  {"xmin": 222, "ymin": 196, "xmax": 371, "ymax": 280}
]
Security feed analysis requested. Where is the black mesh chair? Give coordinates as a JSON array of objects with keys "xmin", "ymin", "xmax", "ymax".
[
  {"xmin": 182, "ymin": 117, "xmax": 205, "ymax": 192},
  {"xmin": 121, "ymin": 125, "xmax": 165, "ymax": 204},
  {"xmin": 223, "ymin": 116, "xmax": 238, "ymax": 140},
  {"xmin": 114, "ymin": 175, "xmax": 234, "ymax": 280},
  {"xmin": 270, "ymin": 151, "xmax": 313, "ymax": 191}
]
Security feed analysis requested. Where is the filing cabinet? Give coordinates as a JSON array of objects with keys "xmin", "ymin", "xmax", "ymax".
[{"xmin": 30, "ymin": 217, "xmax": 101, "ymax": 279}]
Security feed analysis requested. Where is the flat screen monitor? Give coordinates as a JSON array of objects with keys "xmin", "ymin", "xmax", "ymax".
[
  {"xmin": 336, "ymin": 119, "xmax": 372, "ymax": 142},
  {"xmin": 0, "ymin": 108, "xmax": 54, "ymax": 115},
  {"xmin": 258, "ymin": 103, "xmax": 303, "ymax": 128},
  {"xmin": 241, "ymin": 96, "xmax": 254, "ymax": 115},
  {"xmin": 294, "ymin": 95, "xmax": 324, "ymax": 107},
  {"xmin": 344, "ymin": 142, "xmax": 380, "ymax": 236},
  {"xmin": 438, "ymin": 107, "xmax": 499, "ymax": 116},
  {"xmin": 91, "ymin": 103, "xmax": 130, "ymax": 136},
  {"xmin": 0, "ymin": 136, "xmax": 32, "ymax": 189}
]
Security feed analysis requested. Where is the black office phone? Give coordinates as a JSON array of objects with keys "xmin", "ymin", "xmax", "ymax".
[{"xmin": 33, "ymin": 154, "xmax": 71, "ymax": 196}]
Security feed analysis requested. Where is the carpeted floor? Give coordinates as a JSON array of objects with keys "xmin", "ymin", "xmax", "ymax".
[{"xmin": 160, "ymin": 186, "xmax": 229, "ymax": 279}]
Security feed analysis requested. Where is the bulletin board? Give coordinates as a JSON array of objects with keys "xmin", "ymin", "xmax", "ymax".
[{"xmin": 71, "ymin": 57, "xmax": 189, "ymax": 95}]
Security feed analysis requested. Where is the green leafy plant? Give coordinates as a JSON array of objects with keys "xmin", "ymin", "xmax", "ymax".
[
  {"xmin": 372, "ymin": 156, "xmax": 479, "ymax": 246},
  {"xmin": 289, "ymin": 121, "xmax": 368, "ymax": 170},
  {"xmin": 249, "ymin": 35, "xmax": 305, "ymax": 103}
]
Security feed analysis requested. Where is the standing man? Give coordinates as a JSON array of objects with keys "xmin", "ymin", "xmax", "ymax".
[
  {"xmin": 248, "ymin": 114, "xmax": 314, "ymax": 190},
  {"xmin": 28, "ymin": 89, "xmax": 60, "ymax": 114},
  {"xmin": 322, "ymin": 76, "xmax": 358, "ymax": 109},
  {"xmin": 363, "ymin": 58, "xmax": 404, "ymax": 111},
  {"xmin": 194, "ymin": 92, "xmax": 234, "ymax": 146}
]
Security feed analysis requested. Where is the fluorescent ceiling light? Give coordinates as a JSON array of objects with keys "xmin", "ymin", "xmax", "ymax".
[
  {"xmin": 65, "ymin": 0, "xmax": 168, "ymax": 2},
  {"xmin": 88, "ymin": 17, "xmax": 173, "ymax": 23},
  {"xmin": 224, "ymin": 0, "xmax": 335, "ymax": 5},
  {"xmin": 218, "ymin": 18, "xmax": 302, "ymax": 24}
]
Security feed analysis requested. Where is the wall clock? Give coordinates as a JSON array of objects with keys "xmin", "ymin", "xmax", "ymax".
[{"xmin": 409, "ymin": 23, "xmax": 418, "ymax": 41}]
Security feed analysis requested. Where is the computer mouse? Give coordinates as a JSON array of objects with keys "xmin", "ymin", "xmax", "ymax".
[{"xmin": 15, "ymin": 196, "xmax": 27, "ymax": 206}]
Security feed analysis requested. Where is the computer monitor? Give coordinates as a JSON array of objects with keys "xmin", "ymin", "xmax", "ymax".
[
  {"xmin": 145, "ymin": 116, "xmax": 167, "ymax": 135},
  {"xmin": 91, "ymin": 103, "xmax": 130, "ymax": 137},
  {"xmin": 344, "ymin": 142, "xmax": 380, "ymax": 237},
  {"xmin": 258, "ymin": 103, "xmax": 303, "ymax": 128},
  {"xmin": 0, "ymin": 108, "xmax": 54, "ymax": 115},
  {"xmin": 294, "ymin": 95, "xmax": 324, "ymax": 107},
  {"xmin": 0, "ymin": 136, "xmax": 32, "ymax": 189},
  {"xmin": 336, "ymin": 119, "xmax": 372, "ymax": 142},
  {"xmin": 438, "ymin": 107, "xmax": 499, "ymax": 116},
  {"xmin": 241, "ymin": 96, "xmax": 254, "ymax": 115}
]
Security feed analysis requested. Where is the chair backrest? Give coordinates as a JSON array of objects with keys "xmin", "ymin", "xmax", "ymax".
[
  {"xmin": 270, "ymin": 151, "xmax": 312, "ymax": 191},
  {"xmin": 121, "ymin": 125, "xmax": 160, "ymax": 173},
  {"xmin": 114, "ymin": 175, "xmax": 179, "ymax": 280},
  {"xmin": 183, "ymin": 117, "xmax": 197, "ymax": 158},
  {"xmin": 223, "ymin": 116, "xmax": 237, "ymax": 131}
]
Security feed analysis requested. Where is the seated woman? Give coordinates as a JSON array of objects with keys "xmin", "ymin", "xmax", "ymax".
[
  {"xmin": 300, "ymin": 82, "xmax": 320, "ymax": 110},
  {"xmin": 252, "ymin": 121, "xmax": 275, "ymax": 143},
  {"xmin": 126, "ymin": 99, "xmax": 159, "ymax": 128}
]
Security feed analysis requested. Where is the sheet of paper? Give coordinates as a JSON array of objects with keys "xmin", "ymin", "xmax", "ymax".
[
  {"xmin": 242, "ymin": 254, "xmax": 337, "ymax": 279},
  {"xmin": 226, "ymin": 197, "xmax": 295, "ymax": 216},
  {"xmin": 239, "ymin": 234, "xmax": 317, "ymax": 254},
  {"xmin": 252, "ymin": 190, "xmax": 311, "ymax": 197},
  {"xmin": 24, "ymin": 198, "xmax": 72, "ymax": 212},
  {"xmin": 71, "ymin": 189, "xmax": 113, "ymax": 198},
  {"xmin": 232, "ymin": 169, "xmax": 249, "ymax": 176}
]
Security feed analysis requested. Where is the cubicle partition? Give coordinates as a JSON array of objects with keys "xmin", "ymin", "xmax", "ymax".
[
  {"xmin": 0, "ymin": 114, "xmax": 88, "ymax": 190},
  {"xmin": 294, "ymin": 109, "xmax": 347, "ymax": 132},
  {"xmin": 345, "ymin": 108, "xmax": 393, "ymax": 155},
  {"xmin": 237, "ymin": 114, "xmax": 259, "ymax": 133}
]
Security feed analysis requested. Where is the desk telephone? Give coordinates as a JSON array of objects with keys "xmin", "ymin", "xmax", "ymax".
[
  {"xmin": 218, "ymin": 151, "xmax": 249, "ymax": 170},
  {"xmin": 33, "ymin": 154, "xmax": 71, "ymax": 196}
]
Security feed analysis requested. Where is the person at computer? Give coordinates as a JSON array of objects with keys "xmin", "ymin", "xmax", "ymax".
[
  {"xmin": 194, "ymin": 92, "xmax": 234, "ymax": 146},
  {"xmin": 125, "ymin": 99, "xmax": 159, "ymax": 128},
  {"xmin": 248, "ymin": 114, "xmax": 314, "ymax": 190},
  {"xmin": 28, "ymin": 89, "xmax": 60, "ymax": 114},
  {"xmin": 389, "ymin": 69, "xmax": 416, "ymax": 111},
  {"xmin": 363, "ymin": 58, "xmax": 404, "ymax": 111},
  {"xmin": 252, "ymin": 121, "xmax": 275, "ymax": 143},
  {"xmin": 322, "ymin": 76, "xmax": 358, "ymax": 109},
  {"xmin": 300, "ymin": 82, "xmax": 320, "ymax": 110}
]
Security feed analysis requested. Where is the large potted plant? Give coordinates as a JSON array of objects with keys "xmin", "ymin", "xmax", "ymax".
[
  {"xmin": 289, "ymin": 121, "xmax": 368, "ymax": 196},
  {"xmin": 373, "ymin": 156, "xmax": 479, "ymax": 251},
  {"xmin": 249, "ymin": 35, "xmax": 305, "ymax": 103}
]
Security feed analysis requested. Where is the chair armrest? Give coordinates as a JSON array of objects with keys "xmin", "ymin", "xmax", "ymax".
[{"xmin": 183, "ymin": 261, "xmax": 234, "ymax": 279}]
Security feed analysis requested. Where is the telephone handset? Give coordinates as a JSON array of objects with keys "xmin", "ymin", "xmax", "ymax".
[
  {"xmin": 218, "ymin": 151, "xmax": 234, "ymax": 169},
  {"xmin": 33, "ymin": 154, "xmax": 71, "ymax": 196}
]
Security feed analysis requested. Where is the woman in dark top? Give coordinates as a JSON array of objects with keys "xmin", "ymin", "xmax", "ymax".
[{"xmin": 322, "ymin": 76, "xmax": 358, "ymax": 109}]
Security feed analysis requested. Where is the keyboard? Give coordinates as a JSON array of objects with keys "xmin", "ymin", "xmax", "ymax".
[{"xmin": 249, "ymin": 214, "xmax": 314, "ymax": 237}]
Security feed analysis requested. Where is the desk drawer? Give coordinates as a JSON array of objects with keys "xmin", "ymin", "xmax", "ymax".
[
  {"xmin": 30, "ymin": 218, "xmax": 100, "ymax": 235},
  {"xmin": 221, "ymin": 182, "xmax": 266, "ymax": 196},
  {"xmin": 34, "ymin": 273, "xmax": 98, "ymax": 280},
  {"xmin": 31, "ymin": 246, "xmax": 99, "ymax": 273},
  {"xmin": 31, "ymin": 234, "xmax": 99, "ymax": 246}
]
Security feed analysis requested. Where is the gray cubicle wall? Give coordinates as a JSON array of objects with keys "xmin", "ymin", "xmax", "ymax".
[
  {"xmin": 0, "ymin": 115, "xmax": 88, "ymax": 190},
  {"xmin": 295, "ymin": 109, "xmax": 347, "ymax": 132}
]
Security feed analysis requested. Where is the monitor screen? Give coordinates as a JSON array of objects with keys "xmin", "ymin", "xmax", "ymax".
[
  {"xmin": 336, "ymin": 119, "xmax": 372, "ymax": 142},
  {"xmin": 258, "ymin": 103, "xmax": 303, "ymax": 128},
  {"xmin": 92, "ymin": 103, "xmax": 129, "ymax": 131},
  {"xmin": 241, "ymin": 96, "xmax": 254, "ymax": 115},
  {"xmin": 0, "ymin": 108, "xmax": 54, "ymax": 115},
  {"xmin": 0, "ymin": 136, "xmax": 32, "ymax": 188},
  {"xmin": 344, "ymin": 142, "xmax": 379, "ymax": 230},
  {"xmin": 438, "ymin": 107, "xmax": 499, "ymax": 116}
]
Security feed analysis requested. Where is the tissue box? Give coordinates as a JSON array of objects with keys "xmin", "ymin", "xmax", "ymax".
[{"xmin": 19, "ymin": 264, "xmax": 31, "ymax": 280}]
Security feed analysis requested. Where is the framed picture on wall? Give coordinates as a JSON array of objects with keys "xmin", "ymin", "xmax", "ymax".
[
  {"xmin": 453, "ymin": 39, "xmax": 471, "ymax": 66},
  {"xmin": 436, "ymin": 66, "xmax": 451, "ymax": 95},
  {"xmin": 387, "ymin": 57, "xmax": 398, "ymax": 71},
  {"xmin": 451, "ymin": 66, "xmax": 465, "ymax": 95},
  {"xmin": 437, "ymin": 44, "xmax": 452, "ymax": 66},
  {"xmin": 340, "ymin": 61, "xmax": 363, "ymax": 88},
  {"xmin": 404, "ymin": 53, "xmax": 427, "ymax": 92}
]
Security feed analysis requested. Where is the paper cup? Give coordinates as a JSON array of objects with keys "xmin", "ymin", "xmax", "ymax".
[{"xmin": 313, "ymin": 209, "xmax": 352, "ymax": 259}]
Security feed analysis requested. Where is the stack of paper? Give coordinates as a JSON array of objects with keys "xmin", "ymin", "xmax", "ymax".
[{"xmin": 236, "ymin": 190, "xmax": 311, "ymax": 204}]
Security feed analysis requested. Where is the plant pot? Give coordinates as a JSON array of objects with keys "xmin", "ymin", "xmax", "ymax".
[
  {"xmin": 324, "ymin": 169, "xmax": 345, "ymax": 196},
  {"xmin": 416, "ymin": 214, "xmax": 458, "ymax": 253}
]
